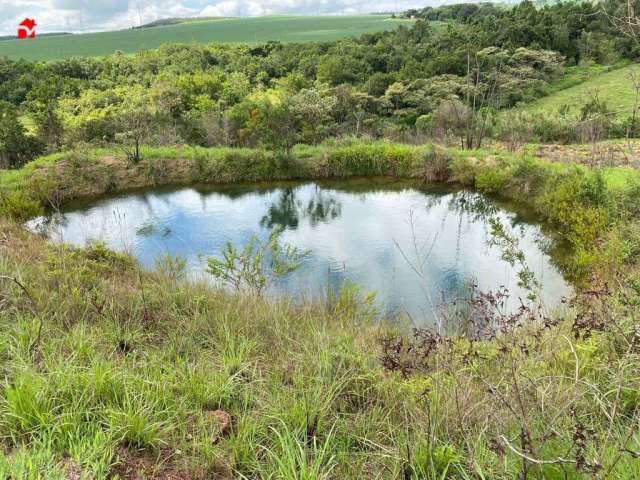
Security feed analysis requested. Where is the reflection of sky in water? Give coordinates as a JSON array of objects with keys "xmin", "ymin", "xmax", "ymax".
[{"xmin": 28, "ymin": 182, "xmax": 571, "ymax": 326}]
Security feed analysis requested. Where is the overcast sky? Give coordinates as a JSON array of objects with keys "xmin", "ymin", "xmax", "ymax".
[{"xmin": 1, "ymin": 0, "xmax": 436, "ymax": 35}]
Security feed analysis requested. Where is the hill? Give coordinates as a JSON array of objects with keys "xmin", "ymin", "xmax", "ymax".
[
  {"xmin": 520, "ymin": 63, "xmax": 640, "ymax": 117},
  {"xmin": 0, "ymin": 32, "xmax": 71, "ymax": 42},
  {"xmin": 0, "ymin": 15, "xmax": 412, "ymax": 61},
  {"xmin": 134, "ymin": 17, "xmax": 224, "ymax": 29}
]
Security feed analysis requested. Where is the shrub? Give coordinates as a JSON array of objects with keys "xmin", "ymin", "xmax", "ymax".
[
  {"xmin": 415, "ymin": 113, "xmax": 435, "ymax": 136},
  {"xmin": 475, "ymin": 167, "xmax": 513, "ymax": 193},
  {"xmin": 0, "ymin": 191, "xmax": 43, "ymax": 220},
  {"xmin": 0, "ymin": 101, "xmax": 45, "ymax": 169},
  {"xmin": 207, "ymin": 228, "xmax": 308, "ymax": 295},
  {"xmin": 495, "ymin": 111, "xmax": 537, "ymax": 149}
]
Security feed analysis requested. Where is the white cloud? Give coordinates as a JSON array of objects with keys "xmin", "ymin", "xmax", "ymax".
[
  {"xmin": 200, "ymin": 1, "xmax": 264, "ymax": 17},
  {"xmin": 0, "ymin": 0, "xmax": 432, "ymax": 35}
]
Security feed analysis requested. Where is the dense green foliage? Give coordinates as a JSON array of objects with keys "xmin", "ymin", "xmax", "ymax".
[
  {"xmin": 2, "ymin": 1, "xmax": 639, "ymax": 167},
  {"xmin": 0, "ymin": 101, "xmax": 43, "ymax": 168},
  {"xmin": 408, "ymin": 0, "xmax": 636, "ymax": 64}
]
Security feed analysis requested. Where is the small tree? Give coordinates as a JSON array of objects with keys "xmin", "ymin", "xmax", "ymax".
[
  {"xmin": 601, "ymin": 0, "xmax": 640, "ymax": 43},
  {"xmin": 26, "ymin": 77, "xmax": 65, "ymax": 151},
  {"xmin": 579, "ymin": 91, "xmax": 612, "ymax": 145},
  {"xmin": 601, "ymin": 2, "xmax": 640, "ymax": 156},
  {"xmin": 0, "ymin": 101, "xmax": 44, "ymax": 169},
  {"xmin": 207, "ymin": 228, "xmax": 308, "ymax": 295},
  {"xmin": 434, "ymin": 98, "xmax": 472, "ymax": 148},
  {"xmin": 248, "ymin": 97, "xmax": 300, "ymax": 156},
  {"xmin": 115, "ymin": 93, "xmax": 155, "ymax": 164},
  {"xmin": 329, "ymin": 85, "xmax": 375, "ymax": 135},
  {"xmin": 290, "ymin": 88, "xmax": 337, "ymax": 144},
  {"xmin": 460, "ymin": 48, "xmax": 505, "ymax": 149}
]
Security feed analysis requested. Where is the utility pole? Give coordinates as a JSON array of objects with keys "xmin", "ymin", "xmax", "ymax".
[{"xmin": 136, "ymin": 1, "xmax": 143, "ymax": 27}]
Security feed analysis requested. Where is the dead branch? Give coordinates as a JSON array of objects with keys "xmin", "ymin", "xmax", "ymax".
[{"xmin": 499, "ymin": 435, "xmax": 576, "ymax": 465}]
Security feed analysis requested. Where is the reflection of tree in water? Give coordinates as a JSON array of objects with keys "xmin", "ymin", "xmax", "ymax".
[
  {"xmin": 446, "ymin": 190, "xmax": 558, "ymax": 279},
  {"xmin": 448, "ymin": 191, "xmax": 533, "ymax": 234},
  {"xmin": 261, "ymin": 188, "xmax": 300, "ymax": 229},
  {"xmin": 304, "ymin": 190, "xmax": 341, "ymax": 227},
  {"xmin": 447, "ymin": 191, "xmax": 499, "ymax": 222},
  {"xmin": 447, "ymin": 190, "xmax": 536, "ymax": 242},
  {"xmin": 260, "ymin": 187, "xmax": 342, "ymax": 230},
  {"xmin": 32, "ymin": 212, "xmax": 68, "ymax": 236}
]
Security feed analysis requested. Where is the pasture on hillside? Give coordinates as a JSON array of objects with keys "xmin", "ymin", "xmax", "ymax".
[
  {"xmin": 521, "ymin": 63, "xmax": 640, "ymax": 117},
  {"xmin": 0, "ymin": 15, "xmax": 412, "ymax": 61}
]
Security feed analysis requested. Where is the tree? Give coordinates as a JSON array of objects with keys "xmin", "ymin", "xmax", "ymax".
[
  {"xmin": 366, "ymin": 72, "xmax": 396, "ymax": 97},
  {"xmin": 434, "ymin": 98, "xmax": 472, "ymax": 147},
  {"xmin": 448, "ymin": 47, "xmax": 506, "ymax": 149},
  {"xmin": 601, "ymin": 0, "xmax": 640, "ymax": 152},
  {"xmin": 602, "ymin": 0, "xmax": 640, "ymax": 43},
  {"xmin": 316, "ymin": 55, "xmax": 369, "ymax": 86},
  {"xmin": 253, "ymin": 100, "xmax": 300, "ymax": 155},
  {"xmin": 26, "ymin": 77, "xmax": 65, "ymax": 150},
  {"xmin": 241, "ymin": 93, "xmax": 301, "ymax": 155},
  {"xmin": 0, "ymin": 101, "xmax": 44, "ymax": 169},
  {"xmin": 330, "ymin": 85, "xmax": 376, "ymax": 135},
  {"xmin": 384, "ymin": 82, "xmax": 409, "ymax": 110},
  {"xmin": 115, "ymin": 92, "xmax": 156, "ymax": 164},
  {"xmin": 290, "ymin": 88, "xmax": 337, "ymax": 144}
]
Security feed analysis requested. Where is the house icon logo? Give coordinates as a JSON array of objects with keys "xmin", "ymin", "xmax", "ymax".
[{"xmin": 17, "ymin": 18, "xmax": 37, "ymax": 39}]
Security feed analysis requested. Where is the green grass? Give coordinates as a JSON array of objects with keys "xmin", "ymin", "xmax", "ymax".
[
  {"xmin": 0, "ymin": 15, "xmax": 413, "ymax": 61},
  {"xmin": 544, "ymin": 64, "xmax": 621, "ymax": 94},
  {"xmin": 2, "ymin": 142, "xmax": 640, "ymax": 477},
  {"xmin": 521, "ymin": 62, "xmax": 640, "ymax": 117}
]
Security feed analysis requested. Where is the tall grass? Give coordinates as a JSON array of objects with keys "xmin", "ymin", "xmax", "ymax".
[{"xmin": 1, "ymin": 142, "xmax": 640, "ymax": 477}]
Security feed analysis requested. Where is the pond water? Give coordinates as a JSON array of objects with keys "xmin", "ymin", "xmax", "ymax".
[{"xmin": 28, "ymin": 179, "xmax": 571, "ymax": 326}]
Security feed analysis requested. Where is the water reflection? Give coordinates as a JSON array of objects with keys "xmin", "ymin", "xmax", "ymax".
[
  {"xmin": 260, "ymin": 187, "xmax": 342, "ymax": 230},
  {"xmin": 27, "ymin": 180, "xmax": 571, "ymax": 326}
]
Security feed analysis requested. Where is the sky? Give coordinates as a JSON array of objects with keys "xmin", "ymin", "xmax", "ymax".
[{"xmin": 0, "ymin": 0, "xmax": 435, "ymax": 35}]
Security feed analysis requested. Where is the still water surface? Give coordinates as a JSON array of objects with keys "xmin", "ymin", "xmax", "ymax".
[{"xmin": 28, "ymin": 179, "xmax": 571, "ymax": 325}]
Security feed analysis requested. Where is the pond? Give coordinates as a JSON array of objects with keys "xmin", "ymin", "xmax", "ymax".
[{"xmin": 28, "ymin": 179, "xmax": 572, "ymax": 327}]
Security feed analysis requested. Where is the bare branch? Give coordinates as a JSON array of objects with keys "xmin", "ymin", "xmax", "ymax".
[{"xmin": 499, "ymin": 435, "xmax": 576, "ymax": 465}]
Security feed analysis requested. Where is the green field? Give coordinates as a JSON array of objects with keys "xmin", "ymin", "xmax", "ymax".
[
  {"xmin": 0, "ymin": 15, "xmax": 412, "ymax": 61},
  {"xmin": 521, "ymin": 63, "xmax": 640, "ymax": 116}
]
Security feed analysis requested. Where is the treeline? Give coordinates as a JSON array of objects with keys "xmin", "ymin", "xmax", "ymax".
[
  {"xmin": 0, "ymin": 0, "xmax": 637, "ymax": 168},
  {"xmin": 407, "ymin": 0, "xmax": 635, "ymax": 64}
]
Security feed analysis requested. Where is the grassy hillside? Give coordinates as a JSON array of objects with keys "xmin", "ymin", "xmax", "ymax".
[
  {"xmin": 521, "ymin": 63, "xmax": 640, "ymax": 116},
  {"xmin": 0, "ymin": 15, "xmax": 412, "ymax": 61},
  {"xmin": 134, "ymin": 17, "xmax": 226, "ymax": 29}
]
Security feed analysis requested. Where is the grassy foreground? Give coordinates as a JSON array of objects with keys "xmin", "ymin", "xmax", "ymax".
[
  {"xmin": 1, "ymin": 141, "xmax": 640, "ymax": 478},
  {"xmin": 0, "ymin": 15, "xmax": 411, "ymax": 61}
]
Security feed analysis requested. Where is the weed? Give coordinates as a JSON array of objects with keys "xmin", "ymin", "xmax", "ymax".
[{"xmin": 207, "ymin": 228, "xmax": 308, "ymax": 295}]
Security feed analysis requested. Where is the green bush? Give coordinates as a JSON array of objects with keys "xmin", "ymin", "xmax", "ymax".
[
  {"xmin": 475, "ymin": 167, "xmax": 513, "ymax": 193},
  {"xmin": 0, "ymin": 191, "xmax": 43, "ymax": 220},
  {"xmin": 325, "ymin": 143, "xmax": 420, "ymax": 177}
]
